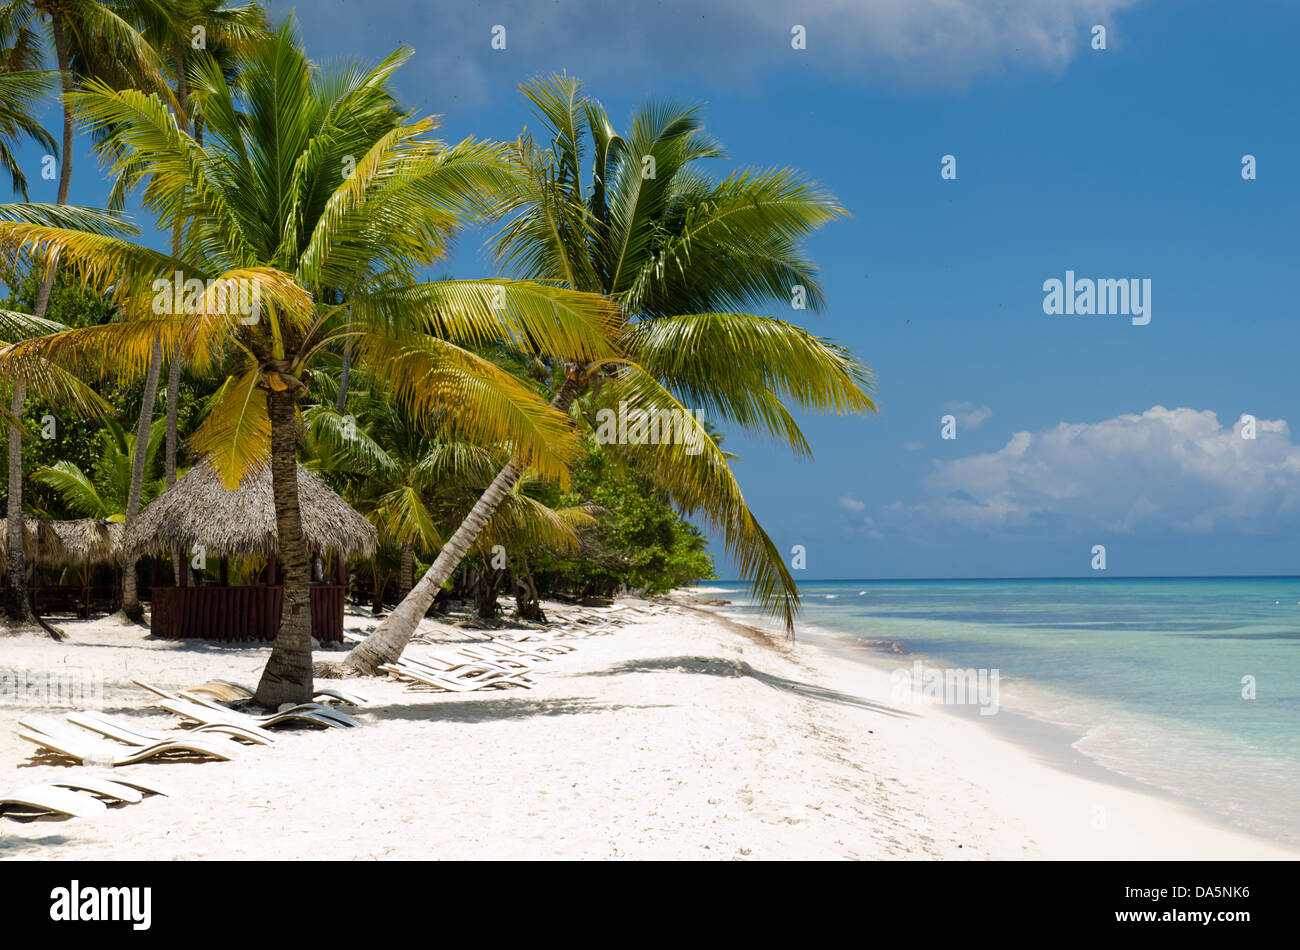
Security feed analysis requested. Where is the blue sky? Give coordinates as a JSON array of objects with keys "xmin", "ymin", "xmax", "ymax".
[{"xmin": 27, "ymin": 0, "xmax": 1300, "ymax": 580}]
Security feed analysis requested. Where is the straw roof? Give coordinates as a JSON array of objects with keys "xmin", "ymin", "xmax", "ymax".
[
  {"xmin": 0, "ymin": 517, "xmax": 121, "ymax": 571},
  {"xmin": 0, "ymin": 515, "xmax": 60, "ymax": 564},
  {"xmin": 49, "ymin": 520, "xmax": 123, "ymax": 566},
  {"xmin": 122, "ymin": 460, "xmax": 376, "ymax": 561}
]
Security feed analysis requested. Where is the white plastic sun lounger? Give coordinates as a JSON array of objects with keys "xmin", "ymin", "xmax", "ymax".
[
  {"xmin": 379, "ymin": 661, "xmax": 534, "ymax": 692},
  {"xmin": 398, "ymin": 651, "xmax": 524, "ymax": 677},
  {"xmin": 400, "ymin": 652, "xmax": 534, "ymax": 681},
  {"xmin": 153, "ymin": 696, "xmax": 352, "ymax": 732},
  {"xmin": 460, "ymin": 641, "xmax": 558, "ymax": 662},
  {"xmin": 192, "ymin": 680, "xmax": 371, "ymax": 707},
  {"xmin": 185, "ymin": 681, "xmax": 252, "ymax": 703},
  {"xmin": 133, "ymin": 680, "xmax": 360, "ymax": 728},
  {"xmin": 453, "ymin": 647, "xmax": 548, "ymax": 669},
  {"xmin": 46, "ymin": 775, "xmax": 144, "ymax": 804},
  {"xmin": 379, "ymin": 663, "xmax": 533, "ymax": 692},
  {"xmin": 18, "ymin": 716, "xmax": 241, "ymax": 765},
  {"xmin": 67, "ymin": 709, "xmax": 274, "ymax": 748},
  {"xmin": 179, "ymin": 690, "xmax": 363, "ymax": 727},
  {"xmin": 1, "ymin": 785, "xmax": 109, "ymax": 819},
  {"xmin": 79, "ymin": 772, "xmax": 176, "ymax": 798},
  {"xmin": 313, "ymin": 687, "xmax": 371, "ymax": 706},
  {"xmin": 492, "ymin": 633, "xmax": 577, "ymax": 651}
]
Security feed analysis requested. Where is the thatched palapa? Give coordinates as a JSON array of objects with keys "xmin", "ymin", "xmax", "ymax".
[
  {"xmin": 0, "ymin": 517, "xmax": 121, "ymax": 576},
  {"xmin": 0, "ymin": 515, "xmax": 60, "ymax": 565},
  {"xmin": 123, "ymin": 460, "xmax": 376, "ymax": 561},
  {"xmin": 48, "ymin": 520, "xmax": 123, "ymax": 566}
]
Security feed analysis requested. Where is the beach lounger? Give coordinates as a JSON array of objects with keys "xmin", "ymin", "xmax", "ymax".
[
  {"xmin": 79, "ymin": 773, "xmax": 176, "ymax": 798},
  {"xmin": 46, "ymin": 775, "xmax": 144, "ymax": 804},
  {"xmin": 380, "ymin": 664, "xmax": 533, "ymax": 692},
  {"xmin": 17, "ymin": 716, "xmax": 241, "ymax": 766},
  {"xmin": 466, "ymin": 637, "xmax": 569, "ymax": 659},
  {"xmin": 379, "ymin": 661, "xmax": 534, "ymax": 692},
  {"xmin": 492, "ymin": 633, "xmax": 577, "ymax": 651},
  {"xmin": 454, "ymin": 646, "xmax": 549, "ymax": 668},
  {"xmin": 313, "ymin": 687, "xmax": 371, "ymax": 706},
  {"xmin": 400, "ymin": 652, "xmax": 535, "ymax": 680},
  {"xmin": 186, "ymin": 681, "xmax": 251, "ymax": 703},
  {"xmin": 181, "ymin": 690, "xmax": 362, "ymax": 727},
  {"xmin": 67, "ymin": 709, "xmax": 274, "ymax": 748},
  {"xmin": 1, "ymin": 785, "xmax": 109, "ymax": 820},
  {"xmin": 188, "ymin": 680, "xmax": 370, "ymax": 707},
  {"xmin": 133, "ymin": 680, "xmax": 360, "ymax": 728},
  {"xmin": 399, "ymin": 649, "xmax": 522, "ymax": 674},
  {"xmin": 152, "ymin": 696, "xmax": 354, "ymax": 732}
]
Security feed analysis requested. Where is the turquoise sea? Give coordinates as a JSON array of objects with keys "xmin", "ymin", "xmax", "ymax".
[{"xmin": 702, "ymin": 577, "xmax": 1300, "ymax": 843}]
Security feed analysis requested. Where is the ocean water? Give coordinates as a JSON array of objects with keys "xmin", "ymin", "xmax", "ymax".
[{"xmin": 698, "ymin": 577, "xmax": 1300, "ymax": 843}]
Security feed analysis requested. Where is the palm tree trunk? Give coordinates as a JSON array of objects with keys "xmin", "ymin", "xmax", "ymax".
[
  {"xmin": 397, "ymin": 541, "xmax": 413, "ymax": 597},
  {"xmin": 164, "ymin": 350, "xmax": 183, "ymax": 582},
  {"xmin": 3, "ymin": 382, "xmax": 38, "ymax": 631},
  {"xmin": 476, "ymin": 565, "xmax": 502, "ymax": 619},
  {"xmin": 161, "ymin": 39, "xmax": 191, "ymax": 585},
  {"xmin": 340, "ymin": 369, "xmax": 588, "ymax": 674},
  {"xmin": 253, "ymin": 388, "xmax": 315, "ymax": 707},
  {"xmin": 120, "ymin": 335, "xmax": 163, "ymax": 623}
]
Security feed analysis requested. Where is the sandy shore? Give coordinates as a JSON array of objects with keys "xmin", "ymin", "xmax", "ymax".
[{"xmin": 0, "ymin": 600, "xmax": 1294, "ymax": 860}]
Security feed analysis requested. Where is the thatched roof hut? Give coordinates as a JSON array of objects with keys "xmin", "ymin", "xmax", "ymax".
[
  {"xmin": 48, "ymin": 520, "xmax": 123, "ymax": 567},
  {"xmin": 0, "ymin": 516, "xmax": 122, "ymax": 575},
  {"xmin": 0, "ymin": 514, "xmax": 60, "ymax": 565},
  {"xmin": 122, "ymin": 460, "xmax": 376, "ymax": 561}
]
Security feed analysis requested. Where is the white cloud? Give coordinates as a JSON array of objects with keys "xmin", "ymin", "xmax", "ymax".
[
  {"xmin": 921, "ymin": 407, "xmax": 1300, "ymax": 534},
  {"xmin": 299, "ymin": 0, "xmax": 1143, "ymax": 108},
  {"xmin": 942, "ymin": 401, "xmax": 993, "ymax": 430},
  {"xmin": 839, "ymin": 494, "xmax": 867, "ymax": 513}
]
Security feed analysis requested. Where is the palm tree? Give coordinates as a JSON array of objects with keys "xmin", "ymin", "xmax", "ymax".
[
  {"xmin": 0, "ymin": 13, "xmax": 71, "ymax": 629},
  {"xmin": 0, "ymin": 0, "xmax": 164, "ymax": 628},
  {"xmin": 1, "ymin": 0, "xmax": 167, "ymax": 320},
  {"xmin": 0, "ymin": 205, "xmax": 120, "ymax": 632},
  {"xmin": 301, "ymin": 395, "xmax": 447, "ymax": 600},
  {"xmin": 0, "ymin": 26, "xmax": 617, "ymax": 701},
  {"xmin": 32, "ymin": 414, "xmax": 166, "ymax": 518},
  {"xmin": 110, "ymin": 1, "xmax": 267, "ymax": 607},
  {"xmin": 307, "ymin": 374, "xmax": 597, "ymax": 614},
  {"xmin": 341, "ymin": 75, "xmax": 875, "ymax": 674}
]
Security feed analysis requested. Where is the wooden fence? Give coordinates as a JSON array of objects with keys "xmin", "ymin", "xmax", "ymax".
[{"xmin": 149, "ymin": 584, "xmax": 345, "ymax": 643}]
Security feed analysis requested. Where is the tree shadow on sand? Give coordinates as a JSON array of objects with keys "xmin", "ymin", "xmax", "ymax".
[
  {"xmin": 359, "ymin": 696, "xmax": 673, "ymax": 724},
  {"xmin": 0, "ymin": 832, "xmax": 74, "ymax": 854},
  {"xmin": 583, "ymin": 656, "xmax": 915, "ymax": 718}
]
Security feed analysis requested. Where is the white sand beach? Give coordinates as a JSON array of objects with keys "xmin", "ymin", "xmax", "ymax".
[{"xmin": 1, "ymin": 601, "xmax": 1294, "ymax": 860}]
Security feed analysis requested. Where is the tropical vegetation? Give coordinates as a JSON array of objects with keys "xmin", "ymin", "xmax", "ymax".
[{"xmin": 0, "ymin": 6, "xmax": 873, "ymax": 708}]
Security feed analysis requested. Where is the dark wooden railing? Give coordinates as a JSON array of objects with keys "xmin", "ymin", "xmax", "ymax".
[{"xmin": 150, "ymin": 584, "xmax": 345, "ymax": 643}]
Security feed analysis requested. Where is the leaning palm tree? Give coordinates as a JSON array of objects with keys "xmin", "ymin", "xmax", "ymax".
[
  {"xmin": 341, "ymin": 75, "xmax": 875, "ymax": 674},
  {"xmin": 0, "ymin": 27, "xmax": 616, "ymax": 700}
]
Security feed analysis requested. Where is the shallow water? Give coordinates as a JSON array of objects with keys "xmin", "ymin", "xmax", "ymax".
[{"xmin": 699, "ymin": 578, "xmax": 1300, "ymax": 842}]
